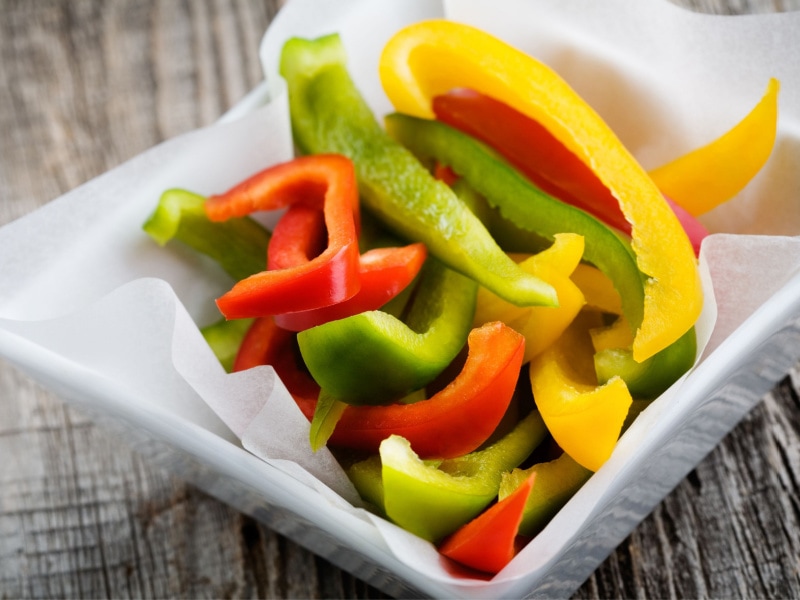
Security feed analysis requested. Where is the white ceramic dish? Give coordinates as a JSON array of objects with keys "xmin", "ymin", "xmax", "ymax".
[{"xmin": 1, "ymin": 0, "xmax": 799, "ymax": 597}]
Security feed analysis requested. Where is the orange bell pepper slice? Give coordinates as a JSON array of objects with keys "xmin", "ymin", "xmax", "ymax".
[{"xmin": 380, "ymin": 19, "xmax": 702, "ymax": 362}]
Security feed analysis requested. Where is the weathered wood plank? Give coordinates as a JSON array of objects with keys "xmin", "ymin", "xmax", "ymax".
[{"xmin": 0, "ymin": 0, "xmax": 798, "ymax": 598}]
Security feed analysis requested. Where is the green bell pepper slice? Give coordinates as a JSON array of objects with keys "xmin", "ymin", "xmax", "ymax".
[
  {"xmin": 348, "ymin": 410, "xmax": 547, "ymax": 543},
  {"xmin": 142, "ymin": 188, "xmax": 271, "ymax": 371},
  {"xmin": 499, "ymin": 452, "xmax": 592, "ymax": 537},
  {"xmin": 279, "ymin": 33, "xmax": 557, "ymax": 309},
  {"xmin": 384, "ymin": 113, "xmax": 644, "ymax": 337},
  {"xmin": 297, "ymin": 257, "xmax": 477, "ymax": 405},
  {"xmin": 143, "ymin": 188, "xmax": 270, "ymax": 282},
  {"xmin": 595, "ymin": 325, "xmax": 697, "ymax": 400}
]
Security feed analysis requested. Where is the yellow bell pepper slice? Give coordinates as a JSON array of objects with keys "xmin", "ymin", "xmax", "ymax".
[
  {"xmin": 649, "ymin": 78, "xmax": 779, "ymax": 217},
  {"xmin": 571, "ymin": 263, "xmax": 622, "ymax": 315},
  {"xmin": 591, "ymin": 315, "xmax": 634, "ymax": 353},
  {"xmin": 529, "ymin": 312, "xmax": 632, "ymax": 472},
  {"xmin": 380, "ymin": 19, "xmax": 702, "ymax": 362},
  {"xmin": 474, "ymin": 233, "xmax": 586, "ymax": 363}
]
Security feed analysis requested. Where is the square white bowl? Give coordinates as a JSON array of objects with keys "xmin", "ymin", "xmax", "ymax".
[{"xmin": 1, "ymin": 0, "xmax": 799, "ymax": 597}]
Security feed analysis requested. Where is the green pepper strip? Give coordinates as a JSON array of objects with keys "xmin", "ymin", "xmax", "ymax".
[
  {"xmin": 499, "ymin": 453, "xmax": 592, "ymax": 537},
  {"xmin": 347, "ymin": 410, "xmax": 548, "ymax": 543},
  {"xmin": 385, "ymin": 113, "xmax": 645, "ymax": 337},
  {"xmin": 595, "ymin": 326, "xmax": 697, "ymax": 400},
  {"xmin": 142, "ymin": 188, "xmax": 271, "ymax": 371},
  {"xmin": 388, "ymin": 115, "xmax": 699, "ymax": 393},
  {"xmin": 297, "ymin": 257, "xmax": 477, "ymax": 405},
  {"xmin": 143, "ymin": 188, "xmax": 270, "ymax": 282},
  {"xmin": 279, "ymin": 33, "xmax": 557, "ymax": 308}
]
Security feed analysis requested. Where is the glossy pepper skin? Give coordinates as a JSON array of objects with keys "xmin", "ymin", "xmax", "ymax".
[
  {"xmin": 385, "ymin": 113, "xmax": 645, "ymax": 343},
  {"xmin": 297, "ymin": 257, "xmax": 477, "ymax": 405},
  {"xmin": 279, "ymin": 33, "xmax": 558, "ymax": 309},
  {"xmin": 649, "ymin": 78, "xmax": 779, "ymax": 217},
  {"xmin": 379, "ymin": 19, "xmax": 703, "ymax": 362},
  {"xmin": 349, "ymin": 409, "xmax": 547, "ymax": 543},
  {"xmin": 432, "ymin": 89, "xmax": 709, "ymax": 256},
  {"xmin": 439, "ymin": 472, "xmax": 536, "ymax": 574},
  {"xmin": 142, "ymin": 188, "xmax": 271, "ymax": 371},
  {"xmin": 205, "ymin": 154, "xmax": 362, "ymax": 318},
  {"xmin": 499, "ymin": 452, "xmax": 592, "ymax": 537},
  {"xmin": 239, "ymin": 318, "xmax": 526, "ymax": 458},
  {"xmin": 529, "ymin": 312, "xmax": 633, "ymax": 472},
  {"xmin": 143, "ymin": 188, "xmax": 270, "ymax": 282},
  {"xmin": 269, "ymin": 203, "xmax": 428, "ymax": 331}
]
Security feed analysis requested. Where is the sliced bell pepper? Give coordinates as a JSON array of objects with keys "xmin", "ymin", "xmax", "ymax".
[
  {"xmin": 142, "ymin": 188, "xmax": 271, "ymax": 371},
  {"xmin": 431, "ymin": 88, "xmax": 709, "ymax": 255},
  {"xmin": 143, "ymin": 188, "xmax": 270, "ymax": 282},
  {"xmin": 649, "ymin": 78, "xmax": 780, "ymax": 216},
  {"xmin": 201, "ymin": 318, "xmax": 254, "ymax": 373},
  {"xmin": 372, "ymin": 408, "xmax": 547, "ymax": 542},
  {"xmin": 205, "ymin": 154, "xmax": 362, "ymax": 319},
  {"xmin": 529, "ymin": 312, "xmax": 633, "ymax": 472},
  {"xmin": 379, "ymin": 19, "xmax": 703, "ymax": 362},
  {"xmin": 306, "ymin": 321, "xmax": 526, "ymax": 458},
  {"xmin": 270, "ymin": 203, "xmax": 428, "ymax": 331},
  {"xmin": 439, "ymin": 472, "xmax": 535, "ymax": 575},
  {"xmin": 279, "ymin": 33, "xmax": 558, "ymax": 309},
  {"xmin": 499, "ymin": 452, "xmax": 592, "ymax": 537},
  {"xmin": 233, "ymin": 316, "xmax": 321, "ymax": 407},
  {"xmin": 474, "ymin": 233, "xmax": 586, "ymax": 363},
  {"xmin": 594, "ymin": 325, "xmax": 697, "ymax": 400},
  {"xmin": 385, "ymin": 113, "xmax": 645, "ymax": 345},
  {"xmin": 571, "ymin": 263, "xmax": 623, "ymax": 316},
  {"xmin": 297, "ymin": 257, "xmax": 477, "ymax": 406}
]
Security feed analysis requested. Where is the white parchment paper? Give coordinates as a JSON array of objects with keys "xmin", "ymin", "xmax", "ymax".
[{"xmin": 1, "ymin": 0, "xmax": 799, "ymax": 592}]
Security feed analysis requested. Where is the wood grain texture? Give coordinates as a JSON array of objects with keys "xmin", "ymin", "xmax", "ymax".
[{"xmin": 0, "ymin": 0, "xmax": 798, "ymax": 598}]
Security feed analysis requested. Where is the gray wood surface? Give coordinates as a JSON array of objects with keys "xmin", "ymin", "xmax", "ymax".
[{"xmin": 1, "ymin": 0, "xmax": 798, "ymax": 598}]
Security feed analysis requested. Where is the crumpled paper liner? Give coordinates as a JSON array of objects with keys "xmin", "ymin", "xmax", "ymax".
[{"xmin": 1, "ymin": 0, "xmax": 798, "ymax": 592}]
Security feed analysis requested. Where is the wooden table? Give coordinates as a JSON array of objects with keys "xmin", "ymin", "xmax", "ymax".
[{"xmin": 1, "ymin": 1, "xmax": 798, "ymax": 597}]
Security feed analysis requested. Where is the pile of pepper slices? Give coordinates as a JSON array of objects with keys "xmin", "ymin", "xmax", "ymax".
[{"xmin": 143, "ymin": 20, "xmax": 779, "ymax": 575}]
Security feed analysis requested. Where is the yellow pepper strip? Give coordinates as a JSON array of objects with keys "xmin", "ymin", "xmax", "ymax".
[
  {"xmin": 591, "ymin": 315, "xmax": 634, "ymax": 353},
  {"xmin": 380, "ymin": 20, "xmax": 702, "ymax": 362},
  {"xmin": 570, "ymin": 263, "xmax": 622, "ymax": 315},
  {"xmin": 474, "ymin": 234, "xmax": 586, "ymax": 363},
  {"xmin": 649, "ymin": 78, "xmax": 779, "ymax": 217},
  {"xmin": 529, "ymin": 312, "xmax": 632, "ymax": 472}
]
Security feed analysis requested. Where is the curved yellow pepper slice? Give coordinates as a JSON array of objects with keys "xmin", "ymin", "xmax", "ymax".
[
  {"xmin": 649, "ymin": 78, "xmax": 779, "ymax": 217},
  {"xmin": 380, "ymin": 19, "xmax": 702, "ymax": 362},
  {"xmin": 571, "ymin": 263, "xmax": 622, "ymax": 316},
  {"xmin": 529, "ymin": 312, "xmax": 632, "ymax": 472},
  {"xmin": 474, "ymin": 233, "xmax": 586, "ymax": 363}
]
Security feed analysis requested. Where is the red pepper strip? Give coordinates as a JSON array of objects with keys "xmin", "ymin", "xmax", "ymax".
[
  {"xmin": 233, "ymin": 316, "xmax": 320, "ymax": 405},
  {"xmin": 320, "ymin": 321, "xmax": 524, "ymax": 458},
  {"xmin": 235, "ymin": 318, "xmax": 523, "ymax": 459},
  {"xmin": 267, "ymin": 203, "xmax": 327, "ymax": 271},
  {"xmin": 432, "ymin": 89, "xmax": 708, "ymax": 255},
  {"xmin": 205, "ymin": 154, "xmax": 362, "ymax": 319},
  {"xmin": 275, "ymin": 243, "xmax": 428, "ymax": 331},
  {"xmin": 439, "ymin": 472, "xmax": 535, "ymax": 575},
  {"xmin": 270, "ymin": 204, "xmax": 428, "ymax": 331}
]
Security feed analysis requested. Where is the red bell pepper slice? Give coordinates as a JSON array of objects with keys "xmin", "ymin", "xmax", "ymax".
[
  {"xmin": 303, "ymin": 321, "xmax": 524, "ymax": 459},
  {"xmin": 235, "ymin": 318, "xmax": 524, "ymax": 459},
  {"xmin": 205, "ymin": 154, "xmax": 362, "ymax": 319},
  {"xmin": 269, "ymin": 203, "xmax": 428, "ymax": 331},
  {"xmin": 233, "ymin": 316, "xmax": 320, "ymax": 405},
  {"xmin": 432, "ymin": 89, "xmax": 707, "ymax": 255},
  {"xmin": 439, "ymin": 472, "xmax": 536, "ymax": 574}
]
